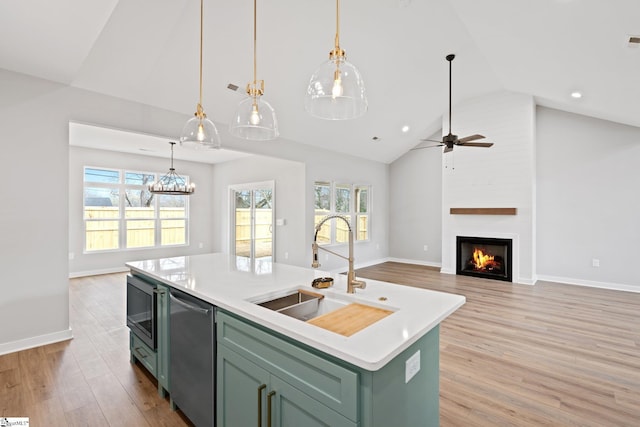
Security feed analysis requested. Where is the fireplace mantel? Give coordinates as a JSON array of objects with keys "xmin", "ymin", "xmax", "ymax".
[{"xmin": 450, "ymin": 208, "xmax": 517, "ymax": 215}]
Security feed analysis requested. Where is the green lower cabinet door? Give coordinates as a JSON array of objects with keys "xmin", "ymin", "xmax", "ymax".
[
  {"xmin": 218, "ymin": 345, "xmax": 270, "ymax": 427},
  {"xmin": 270, "ymin": 376, "xmax": 357, "ymax": 427},
  {"xmin": 156, "ymin": 283, "xmax": 170, "ymax": 397}
]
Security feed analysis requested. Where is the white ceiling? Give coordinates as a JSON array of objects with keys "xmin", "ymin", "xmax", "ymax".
[
  {"xmin": 2, "ymin": 0, "xmax": 639, "ymax": 164},
  {"xmin": 69, "ymin": 122, "xmax": 252, "ymax": 164}
]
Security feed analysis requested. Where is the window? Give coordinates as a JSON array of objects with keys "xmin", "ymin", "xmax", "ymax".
[
  {"xmin": 355, "ymin": 186, "xmax": 369, "ymax": 241},
  {"xmin": 83, "ymin": 167, "xmax": 189, "ymax": 252},
  {"xmin": 313, "ymin": 181, "xmax": 370, "ymax": 245}
]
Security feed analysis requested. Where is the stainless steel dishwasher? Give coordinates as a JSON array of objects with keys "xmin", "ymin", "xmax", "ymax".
[{"xmin": 169, "ymin": 288, "xmax": 215, "ymax": 426}]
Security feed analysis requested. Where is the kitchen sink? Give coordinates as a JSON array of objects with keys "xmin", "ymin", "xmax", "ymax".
[
  {"xmin": 256, "ymin": 289, "xmax": 347, "ymax": 321},
  {"xmin": 254, "ymin": 289, "xmax": 396, "ymax": 336}
]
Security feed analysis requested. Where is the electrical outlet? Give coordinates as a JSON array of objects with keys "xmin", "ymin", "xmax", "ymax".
[
  {"xmin": 68, "ymin": 252, "xmax": 75, "ymax": 260},
  {"xmin": 423, "ymin": 245, "xmax": 429, "ymax": 251},
  {"xmin": 405, "ymin": 350, "xmax": 421, "ymax": 383},
  {"xmin": 592, "ymin": 259, "xmax": 600, "ymax": 267},
  {"xmin": 198, "ymin": 242, "xmax": 204, "ymax": 249},
  {"xmin": 284, "ymin": 252, "xmax": 289, "ymax": 260}
]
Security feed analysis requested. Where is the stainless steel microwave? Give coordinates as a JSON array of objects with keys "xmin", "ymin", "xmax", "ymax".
[{"xmin": 126, "ymin": 274, "xmax": 157, "ymax": 350}]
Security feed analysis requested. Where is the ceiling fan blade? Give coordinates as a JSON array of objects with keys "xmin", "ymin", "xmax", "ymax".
[
  {"xmin": 458, "ymin": 134, "xmax": 485, "ymax": 143},
  {"xmin": 419, "ymin": 138, "xmax": 443, "ymax": 143},
  {"xmin": 411, "ymin": 144, "xmax": 444, "ymax": 151},
  {"xmin": 443, "ymin": 145, "xmax": 453, "ymax": 153},
  {"xmin": 458, "ymin": 142, "xmax": 494, "ymax": 147}
]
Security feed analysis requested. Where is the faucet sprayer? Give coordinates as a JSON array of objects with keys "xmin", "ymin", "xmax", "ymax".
[{"xmin": 311, "ymin": 215, "xmax": 366, "ymax": 294}]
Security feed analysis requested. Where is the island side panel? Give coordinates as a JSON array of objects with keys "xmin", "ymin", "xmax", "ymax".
[{"xmin": 359, "ymin": 326, "xmax": 440, "ymax": 427}]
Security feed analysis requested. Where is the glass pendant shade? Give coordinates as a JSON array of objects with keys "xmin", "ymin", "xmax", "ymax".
[
  {"xmin": 181, "ymin": 0, "xmax": 220, "ymax": 150},
  {"xmin": 180, "ymin": 114, "xmax": 221, "ymax": 149},
  {"xmin": 305, "ymin": 56, "xmax": 367, "ymax": 120},
  {"xmin": 229, "ymin": 96, "xmax": 279, "ymax": 140},
  {"xmin": 230, "ymin": 0, "xmax": 278, "ymax": 141}
]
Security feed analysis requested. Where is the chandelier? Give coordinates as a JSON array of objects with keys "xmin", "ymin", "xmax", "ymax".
[{"xmin": 148, "ymin": 142, "xmax": 195, "ymax": 195}]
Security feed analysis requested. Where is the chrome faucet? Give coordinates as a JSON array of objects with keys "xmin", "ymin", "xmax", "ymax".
[{"xmin": 311, "ymin": 215, "xmax": 366, "ymax": 294}]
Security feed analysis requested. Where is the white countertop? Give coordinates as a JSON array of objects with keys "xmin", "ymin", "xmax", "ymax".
[{"xmin": 126, "ymin": 253, "xmax": 465, "ymax": 371}]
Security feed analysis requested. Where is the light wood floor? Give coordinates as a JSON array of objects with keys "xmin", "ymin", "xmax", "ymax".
[
  {"xmin": 1, "ymin": 263, "xmax": 638, "ymax": 426},
  {"xmin": 356, "ymin": 263, "xmax": 640, "ymax": 426}
]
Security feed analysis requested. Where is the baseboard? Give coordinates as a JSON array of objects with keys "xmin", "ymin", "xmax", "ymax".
[
  {"xmin": 514, "ymin": 277, "xmax": 536, "ymax": 286},
  {"xmin": 69, "ymin": 266, "xmax": 130, "ymax": 279},
  {"xmin": 0, "ymin": 328, "xmax": 74, "ymax": 356},
  {"xmin": 386, "ymin": 258, "xmax": 442, "ymax": 269},
  {"xmin": 537, "ymin": 275, "xmax": 640, "ymax": 293},
  {"xmin": 355, "ymin": 257, "xmax": 394, "ymax": 269}
]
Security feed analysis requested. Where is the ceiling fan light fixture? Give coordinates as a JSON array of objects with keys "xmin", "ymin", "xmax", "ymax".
[
  {"xmin": 180, "ymin": 0, "xmax": 221, "ymax": 150},
  {"xmin": 229, "ymin": 0, "xmax": 279, "ymax": 140},
  {"xmin": 305, "ymin": 0, "xmax": 367, "ymax": 120},
  {"xmin": 412, "ymin": 54, "xmax": 492, "ymax": 154}
]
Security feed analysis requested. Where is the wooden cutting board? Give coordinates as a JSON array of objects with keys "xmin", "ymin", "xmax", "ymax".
[{"xmin": 306, "ymin": 303, "xmax": 393, "ymax": 337}]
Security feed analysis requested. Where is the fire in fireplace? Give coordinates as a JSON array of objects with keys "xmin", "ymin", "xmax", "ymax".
[{"xmin": 456, "ymin": 236, "xmax": 512, "ymax": 282}]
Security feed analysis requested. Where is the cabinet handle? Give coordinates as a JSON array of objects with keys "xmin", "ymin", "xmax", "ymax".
[
  {"xmin": 134, "ymin": 347, "xmax": 148, "ymax": 359},
  {"xmin": 267, "ymin": 390, "xmax": 275, "ymax": 427},
  {"xmin": 169, "ymin": 292, "xmax": 211, "ymax": 315},
  {"xmin": 257, "ymin": 384, "xmax": 266, "ymax": 427}
]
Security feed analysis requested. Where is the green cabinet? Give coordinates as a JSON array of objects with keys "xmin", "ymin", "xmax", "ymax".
[
  {"xmin": 217, "ymin": 310, "xmax": 358, "ymax": 427},
  {"xmin": 128, "ymin": 276, "xmax": 170, "ymax": 398},
  {"xmin": 217, "ymin": 309, "xmax": 441, "ymax": 427},
  {"xmin": 155, "ymin": 283, "xmax": 170, "ymax": 397},
  {"xmin": 217, "ymin": 345, "xmax": 269, "ymax": 426},
  {"xmin": 271, "ymin": 376, "xmax": 357, "ymax": 427},
  {"xmin": 218, "ymin": 344, "xmax": 357, "ymax": 427}
]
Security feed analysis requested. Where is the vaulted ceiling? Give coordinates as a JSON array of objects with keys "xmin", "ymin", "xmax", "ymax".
[{"xmin": 1, "ymin": 0, "xmax": 639, "ymax": 163}]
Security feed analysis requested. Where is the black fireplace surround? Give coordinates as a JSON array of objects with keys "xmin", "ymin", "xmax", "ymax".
[{"xmin": 456, "ymin": 236, "xmax": 513, "ymax": 282}]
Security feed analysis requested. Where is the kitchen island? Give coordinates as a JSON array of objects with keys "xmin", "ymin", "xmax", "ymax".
[{"xmin": 126, "ymin": 253, "xmax": 465, "ymax": 426}]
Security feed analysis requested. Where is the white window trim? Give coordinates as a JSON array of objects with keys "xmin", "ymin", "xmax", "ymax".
[
  {"xmin": 82, "ymin": 166, "xmax": 190, "ymax": 253},
  {"xmin": 314, "ymin": 181, "xmax": 371, "ymax": 246}
]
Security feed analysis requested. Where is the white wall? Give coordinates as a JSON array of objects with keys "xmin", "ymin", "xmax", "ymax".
[
  {"xmin": 210, "ymin": 155, "xmax": 307, "ymax": 267},
  {"xmin": 0, "ymin": 67, "xmax": 390, "ymax": 353},
  {"xmin": 441, "ymin": 91, "xmax": 537, "ymax": 284},
  {"xmin": 68, "ymin": 146, "xmax": 215, "ymax": 276},
  {"xmin": 0, "ymin": 68, "xmax": 190, "ymax": 354},
  {"xmin": 389, "ymin": 131, "xmax": 442, "ymax": 265},
  {"xmin": 210, "ymin": 142, "xmax": 390, "ymax": 273},
  {"xmin": 536, "ymin": 107, "xmax": 640, "ymax": 291}
]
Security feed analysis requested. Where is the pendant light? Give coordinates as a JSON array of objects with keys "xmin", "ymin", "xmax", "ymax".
[
  {"xmin": 229, "ymin": 0, "xmax": 279, "ymax": 140},
  {"xmin": 180, "ymin": 0, "xmax": 221, "ymax": 149},
  {"xmin": 304, "ymin": 0, "xmax": 367, "ymax": 120},
  {"xmin": 149, "ymin": 142, "xmax": 195, "ymax": 195}
]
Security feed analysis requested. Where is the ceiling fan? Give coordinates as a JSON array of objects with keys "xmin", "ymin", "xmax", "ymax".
[{"xmin": 413, "ymin": 54, "xmax": 493, "ymax": 154}]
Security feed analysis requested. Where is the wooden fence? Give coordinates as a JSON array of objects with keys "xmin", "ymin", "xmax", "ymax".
[{"xmin": 85, "ymin": 207, "xmax": 186, "ymax": 250}]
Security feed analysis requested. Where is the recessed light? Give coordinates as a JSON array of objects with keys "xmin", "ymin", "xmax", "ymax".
[
  {"xmin": 570, "ymin": 91, "xmax": 582, "ymax": 99},
  {"xmin": 401, "ymin": 125, "xmax": 410, "ymax": 133}
]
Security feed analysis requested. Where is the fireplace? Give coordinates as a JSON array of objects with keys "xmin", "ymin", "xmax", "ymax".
[{"xmin": 456, "ymin": 236, "xmax": 513, "ymax": 282}]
